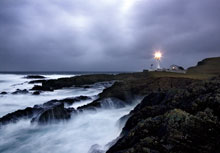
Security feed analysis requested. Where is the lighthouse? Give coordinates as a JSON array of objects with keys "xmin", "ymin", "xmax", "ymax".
[{"xmin": 154, "ymin": 51, "xmax": 162, "ymax": 69}]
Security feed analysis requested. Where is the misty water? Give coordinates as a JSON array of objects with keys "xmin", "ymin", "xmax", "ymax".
[{"xmin": 0, "ymin": 74, "xmax": 139, "ymax": 153}]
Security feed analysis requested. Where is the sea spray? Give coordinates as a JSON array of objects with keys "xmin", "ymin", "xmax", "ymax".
[
  {"xmin": 0, "ymin": 105, "xmax": 137, "ymax": 153},
  {"xmin": 0, "ymin": 74, "xmax": 105, "ymax": 117},
  {"xmin": 0, "ymin": 74, "xmax": 140, "ymax": 153}
]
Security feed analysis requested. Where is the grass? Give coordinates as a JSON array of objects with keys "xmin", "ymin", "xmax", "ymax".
[
  {"xmin": 148, "ymin": 57, "xmax": 220, "ymax": 80},
  {"xmin": 148, "ymin": 71, "xmax": 216, "ymax": 80},
  {"xmin": 187, "ymin": 57, "xmax": 220, "ymax": 74}
]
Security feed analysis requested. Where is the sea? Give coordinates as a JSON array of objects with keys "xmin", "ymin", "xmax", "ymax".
[{"xmin": 0, "ymin": 72, "xmax": 140, "ymax": 153}]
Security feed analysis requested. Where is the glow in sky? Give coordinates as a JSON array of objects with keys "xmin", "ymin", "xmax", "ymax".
[
  {"xmin": 154, "ymin": 51, "xmax": 162, "ymax": 60},
  {"xmin": 0, "ymin": 0, "xmax": 219, "ymax": 71}
]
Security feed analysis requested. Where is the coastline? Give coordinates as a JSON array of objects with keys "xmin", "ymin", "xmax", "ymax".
[{"xmin": 0, "ymin": 57, "xmax": 220, "ymax": 153}]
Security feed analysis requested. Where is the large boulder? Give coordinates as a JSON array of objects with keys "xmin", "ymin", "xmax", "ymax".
[
  {"xmin": 0, "ymin": 91, "xmax": 7, "ymax": 95},
  {"xmin": 0, "ymin": 107, "xmax": 38, "ymax": 125},
  {"xmin": 0, "ymin": 95, "xmax": 92, "ymax": 125},
  {"xmin": 0, "ymin": 100, "xmax": 75, "ymax": 125},
  {"xmin": 31, "ymin": 101, "xmax": 73, "ymax": 124},
  {"xmin": 32, "ymin": 91, "xmax": 40, "ymax": 95},
  {"xmin": 12, "ymin": 89, "xmax": 29, "ymax": 94},
  {"xmin": 31, "ymin": 85, "xmax": 54, "ymax": 91}
]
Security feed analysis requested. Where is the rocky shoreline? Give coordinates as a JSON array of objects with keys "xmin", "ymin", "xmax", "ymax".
[
  {"xmin": 0, "ymin": 71, "xmax": 199, "ymax": 125},
  {"xmin": 107, "ymin": 78, "xmax": 220, "ymax": 153},
  {"xmin": 0, "ymin": 96, "xmax": 92, "ymax": 125},
  {"xmin": 0, "ymin": 57, "xmax": 220, "ymax": 153}
]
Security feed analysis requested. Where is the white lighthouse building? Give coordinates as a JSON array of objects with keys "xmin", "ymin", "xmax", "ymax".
[{"xmin": 154, "ymin": 51, "xmax": 162, "ymax": 70}]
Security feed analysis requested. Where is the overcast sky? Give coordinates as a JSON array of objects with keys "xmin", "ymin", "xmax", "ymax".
[{"xmin": 0, "ymin": 0, "xmax": 219, "ymax": 71}]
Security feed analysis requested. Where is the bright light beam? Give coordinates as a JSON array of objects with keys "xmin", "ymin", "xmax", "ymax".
[
  {"xmin": 154, "ymin": 51, "xmax": 162, "ymax": 60},
  {"xmin": 154, "ymin": 51, "xmax": 162, "ymax": 69}
]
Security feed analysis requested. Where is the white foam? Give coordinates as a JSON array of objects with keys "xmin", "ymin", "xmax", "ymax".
[
  {"xmin": 0, "ymin": 105, "xmax": 136, "ymax": 153},
  {"xmin": 0, "ymin": 74, "xmax": 103, "ymax": 117},
  {"xmin": 0, "ymin": 74, "xmax": 139, "ymax": 153}
]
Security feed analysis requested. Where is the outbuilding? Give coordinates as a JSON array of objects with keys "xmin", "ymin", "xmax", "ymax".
[{"xmin": 169, "ymin": 65, "xmax": 184, "ymax": 71}]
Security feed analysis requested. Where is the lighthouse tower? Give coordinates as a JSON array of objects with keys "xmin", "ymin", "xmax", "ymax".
[{"xmin": 154, "ymin": 51, "xmax": 162, "ymax": 70}]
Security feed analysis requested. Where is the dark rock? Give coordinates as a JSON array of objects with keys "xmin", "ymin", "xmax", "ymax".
[
  {"xmin": 77, "ymin": 97, "xmax": 127, "ymax": 111},
  {"xmin": 31, "ymin": 101, "xmax": 73, "ymax": 124},
  {"xmin": 34, "ymin": 72, "xmax": 148, "ymax": 91},
  {"xmin": 0, "ymin": 107, "xmax": 37, "ymax": 125},
  {"xmin": 41, "ymin": 74, "xmax": 117, "ymax": 90},
  {"xmin": 28, "ymin": 80, "xmax": 46, "ymax": 84},
  {"xmin": 98, "ymin": 77, "xmax": 197, "ymax": 102},
  {"xmin": 74, "ymin": 85, "xmax": 91, "ymax": 88},
  {"xmin": 75, "ymin": 85, "xmax": 92, "ymax": 89},
  {"xmin": 31, "ymin": 85, "xmax": 54, "ymax": 91},
  {"xmin": 77, "ymin": 77, "xmax": 196, "ymax": 111},
  {"xmin": 88, "ymin": 144, "xmax": 105, "ymax": 153},
  {"xmin": 12, "ymin": 89, "xmax": 29, "ymax": 94},
  {"xmin": 32, "ymin": 91, "xmax": 40, "ymax": 95},
  {"xmin": 100, "ymin": 98, "xmax": 126, "ymax": 109},
  {"xmin": 0, "ymin": 91, "xmax": 7, "ymax": 95},
  {"xmin": 77, "ymin": 100, "xmax": 101, "ymax": 111},
  {"xmin": 117, "ymin": 114, "xmax": 131, "ymax": 130},
  {"xmin": 23, "ymin": 58, "xmax": 220, "ymax": 93},
  {"xmin": 59, "ymin": 96, "xmax": 91, "ymax": 105},
  {"xmin": 25, "ymin": 75, "xmax": 46, "ymax": 79},
  {"xmin": 107, "ymin": 79, "xmax": 220, "ymax": 153},
  {"xmin": 83, "ymin": 85, "xmax": 91, "ymax": 89},
  {"xmin": 0, "ymin": 99, "xmax": 75, "ymax": 125}
]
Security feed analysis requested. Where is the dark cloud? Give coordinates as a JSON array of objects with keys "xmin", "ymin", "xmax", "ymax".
[{"xmin": 0, "ymin": 0, "xmax": 219, "ymax": 71}]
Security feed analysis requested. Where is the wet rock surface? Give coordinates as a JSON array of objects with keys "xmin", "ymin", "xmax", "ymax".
[
  {"xmin": 0, "ymin": 95, "xmax": 92, "ymax": 125},
  {"xmin": 59, "ymin": 95, "xmax": 91, "ymax": 105},
  {"xmin": 29, "ymin": 79, "xmax": 46, "ymax": 84},
  {"xmin": 1, "ymin": 57, "xmax": 219, "ymax": 151},
  {"xmin": 25, "ymin": 75, "xmax": 46, "ymax": 79},
  {"xmin": 107, "ymin": 79, "xmax": 220, "ymax": 153},
  {"xmin": 40, "ymin": 74, "xmax": 117, "ymax": 91},
  {"xmin": 31, "ymin": 101, "xmax": 73, "ymax": 124},
  {"xmin": 0, "ymin": 107, "xmax": 38, "ymax": 125},
  {"xmin": 77, "ymin": 77, "xmax": 197, "ymax": 111},
  {"xmin": 30, "ymin": 73, "xmax": 148, "ymax": 91},
  {"xmin": 0, "ymin": 91, "xmax": 7, "ymax": 95},
  {"xmin": 0, "ymin": 98, "xmax": 79, "ymax": 125},
  {"xmin": 12, "ymin": 89, "xmax": 29, "ymax": 94},
  {"xmin": 32, "ymin": 91, "xmax": 40, "ymax": 95},
  {"xmin": 48, "ymin": 96, "xmax": 92, "ymax": 106},
  {"xmin": 31, "ymin": 85, "xmax": 54, "ymax": 91}
]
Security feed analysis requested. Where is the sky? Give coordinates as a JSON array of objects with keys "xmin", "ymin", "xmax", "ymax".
[{"xmin": 0, "ymin": 0, "xmax": 219, "ymax": 72}]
